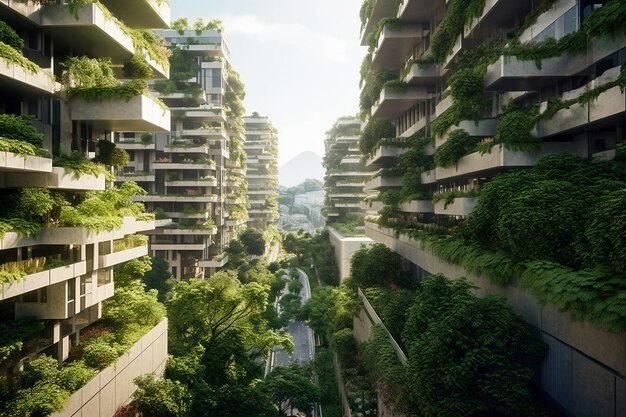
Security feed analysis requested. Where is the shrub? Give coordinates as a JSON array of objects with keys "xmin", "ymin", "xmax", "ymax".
[
  {"xmin": 0, "ymin": 20, "xmax": 24, "ymax": 51},
  {"xmin": 434, "ymin": 129, "xmax": 479, "ymax": 167},
  {"xmin": 133, "ymin": 374, "xmax": 192, "ymax": 417},
  {"xmin": 350, "ymin": 243, "xmax": 402, "ymax": 288},
  {"xmin": 123, "ymin": 54, "xmax": 153, "ymax": 79},
  {"xmin": 359, "ymin": 118, "xmax": 395, "ymax": 156},
  {"xmin": 82, "ymin": 341, "xmax": 119, "ymax": 369},
  {"xmin": 0, "ymin": 114, "xmax": 43, "ymax": 147},
  {"xmin": 57, "ymin": 360, "xmax": 96, "ymax": 391}
]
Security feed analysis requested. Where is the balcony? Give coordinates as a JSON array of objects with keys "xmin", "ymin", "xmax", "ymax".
[
  {"xmin": 163, "ymin": 211, "xmax": 208, "ymax": 219},
  {"xmin": 371, "ymin": 24, "xmax": 422, "ymax": 71},
  {"xmin": 434, "ymin": 197, "xmax": 478, "ymax": 216},
  {"xmin": 117, "ymin": 172, "xmax": 155, "ymax": 182},
  {"xmin": 115, "ymin": 142, "xmax": 155, "ymax": 150},
  {"xmin": 398, "ymin": 0, "xmax": 436, "ymax": 22},
  {"xmin": 99, "ymin": 245, "xmax": 148, "ymax": 268},
  {"xmin": 436, "ymin": 143, "xmax": 577, "ymax": 181},
  {"xmin": 152, "ymin": 162, "xmax": 216, "ymax": 170},
  {"xmin": 366, "ymin": 145, "xmax": 408, "ymax": 168},
  {"xmin": 0, "ymin": 260, "xmax": 87, "ymax": 301},
  {"xmin": 181, "ymin": 128, "xmax": 227, "ymax": 139},
  {"xmin": 400, "ymin": 200, "xmax": 434, "ymax": 213},
  {"xmin": 5, "ymin": 167, "xmax": 106, "ymax": 191},
  {"xmin": 464, "ymin": 0, "xmax": 532, "ymax": 40},
  {"xmin": 156, "ymin": 227, "xmax": 217, "ymax": 236},
  {"xmin": 364, "ymin": 176, "xmax": 403, "ymax": 191},
  {"xmin": 421, "ymin": 168, "xmax": 436, "ymax": 184},
  {"xmin": 139, "ymin": 194, "xmax": 220, "ymax": 203},
  {"xmin": 198, "ymin": 255, "xmax": 228, "ymax": 268},
  {"xmin": 0, "ymin": 55, "xmax": 58, "ymax": 94},
  {"xmin": 165, "ymin": 179, "xmax": 217, "ymax": 187},
  {"xmin": 37, "ymin": 3, "xmax": 167, "ymax": 77},
  {"xmin": 70, "ymin": 94, "xmax": 171, "ymax": 132},
  {"xmin": 184, "ymin": 108, "xmax": 226, "ymax": 122},
  {"xmin": 225, "ymin": 219, "xmax": 246, "ymax": 227},
  {"xmin": 436, "ymin": 119, "xmax": 499, "ymax": 148},
  {"xmin": 371, "ymin": 86, "xmax": 430, "ymax": 119},
  {"xmin": 0, "ymin": 152, "xmax": 52, "ymax": 173},
  {"xmin": 99, "ymin": 0, "xmax": 170, "ymax": 29},
  {"xmin": 0, "ymin": 217, "xmax": 155, "ymax": 250},
  {"xmin": 404, "ymin": 62, "xmax": 445, "ymax": 85},
  {"xmin": 164, "ymin": 144, "xmax": 208, "ymax": 154},
  {"xmin": 360, "ymin": 0, "xmax": 400, "ymax": 45},
  {"xmin": 151, "ymin": 243, "xmax": 206, "ymax": 251}
]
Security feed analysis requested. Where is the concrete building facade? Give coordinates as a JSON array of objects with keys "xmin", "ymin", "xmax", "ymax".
[
  {"xmin": 355, "ymin": 0, "xmax": 626, "ymax": 416},
  {"xmin": 116, "ymin": 27, "xmax": 248, "ymax": 280},
  {"xmin": 244, "ymin": 114, "xmax": 279, "ymax": 231},
  {"xmin": 0, "ymin": 0, "xmax": 170, "ymax": 414}
]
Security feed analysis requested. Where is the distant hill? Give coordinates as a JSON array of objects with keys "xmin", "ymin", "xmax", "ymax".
[{"xmin": 279, "ymin": 151, "xmax": 324, "ymax": 187}]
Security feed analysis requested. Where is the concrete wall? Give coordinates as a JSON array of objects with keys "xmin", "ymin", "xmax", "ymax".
[
  {"xmin": 51, "ymin": 319, "xmax": 168, "ymax": 417},
  {"xmin": 327, "ymin": 227, "xmax": 373, "ymax": 280},
  {"xmin": 365, "ymin": 222, "xmax": 626, "ymax": 417}
]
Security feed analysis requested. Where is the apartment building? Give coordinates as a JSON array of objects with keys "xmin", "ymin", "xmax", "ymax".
[
  {"xmin": 356, "ymin": 0, "xmax": 626, "ymax": 416},
  {"xmin": 323, "ymin": 117, "xmax": 373, "ymax": 279},
  {"xmin": 244, "ymin": 114, "xmax": 279, "ymax": 231},
  {"xmin": 116, "ymin": 27, "xmax": 248, "ymax": 280},
  {"xmin": 0, "ymin": 0, "xmax": 170, "ymax": 414}
]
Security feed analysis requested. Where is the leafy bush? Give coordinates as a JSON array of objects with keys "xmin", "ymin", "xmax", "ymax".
[
  {"xmin": 123, "ymin": 54, "xmax": 153, "ymax": 79},
  {"xmin": 401, "ymin": 274, "xmax": 547, "ymax": 417},
  {"xmin": 57, "ymin": 360, "xmax": 96, "ymax": 391},
  {"xmin": 434, "ymin": 129, "xmax": 479, "ymax": 167},
  {"xmin": 53, "ymin": 151, "xmax": 108, "ymax": 178},
  {"xmin": 350, "ymin": 243, "xmax": 402, "ymax": 288},
  {"xmin": 0, "ymin": 114, "xmax": 43, "ymax": 147},
  {"xmin": 331, "ymin": 328, "xmax": 356, "ymax": 370},
  {"xmin": 0, "ymin": 20, "xmax": 24, "ymax": 51},
  {"xmin": 82, "ymin": 340, "xmax": 119, "ymax": 369},
  {"xmin": 133, "ymin": 374, "xmax": 192, "ymax": 417},
  {"xmin": 0, "ymin": 40, "xmax": 40, "ymax": 73},
  {"xmin": 359, "ymin": 118, "xmax": 395, "ymax": 156}
]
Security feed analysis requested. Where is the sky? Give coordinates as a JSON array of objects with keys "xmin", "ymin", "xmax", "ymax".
[{"xmin": 172, "ymin": 0, "xmax": 364, "ymax": 165}]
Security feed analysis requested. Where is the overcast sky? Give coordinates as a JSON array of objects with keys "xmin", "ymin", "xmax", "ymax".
[{"xmin": 172, "ymin": 1, "xmax": 363, "ymax": 165}]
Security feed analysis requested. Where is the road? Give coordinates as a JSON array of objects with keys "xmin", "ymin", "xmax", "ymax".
[{"xmin": 271, "ymin": 268, "xmax": 315, "ymax": 368}]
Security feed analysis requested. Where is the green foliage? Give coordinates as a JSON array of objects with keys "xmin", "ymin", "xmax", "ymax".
[
  {"xmin": 61, "ymin": 56, "xmax": 117, "ymax": 89},
  {"xmin": 432, "ymin": 189, "xmax": 479, "ymax": 207},
  {"xmin": 427, "ymin": 0, "xmax": 487, "ymax": 63},
  {"xmin": 0, "ymin": 318, "xmax": 43, "ymax": 367},
  {"xmin": 401, "ymin": 274, "xmax": 546, "ymax": 417},
  {"xmin": 82, "ymin": 340, "xmax": 119, "ymax": 369},
  {"xmin": 56, "ymin": 360, "xmax": 96, "ymax": 392},
  {"xmin": 265, "ymin": 364, "xmax": 320, "ymax": 416},
  {"xmin": 360, "ymin": 70, "xmax": 397, "ymax": 114},
  {"xmin": 59, "ymin": 181, "xmax": 149, "ymax": 231},
  {"xmin": 0, "ymin": 114, "xmax": 44, "ymax": 147},
  {"xmin": 123, "ymin": 54, "xmax": 153, "ymax": 79},
  {"xmin": 495, "ymin": 105, "xmax": 541, "ymax": 152},
  {"xmin": 143, "ymin": 256, "xmax": 174, "ymax": 302},
  {"xmin": 434, "ymin": 129, "xmax": 480, "ymax": 167},
  {"xmin": 67, "ymin": 79, "xmax": 148, "ymax": 101},
  {"xmin": 300, "ymin": 286, "xmax": 359, "ymax": 337},
  {"xmin": 350, "ymin": 243, "xmax": 402, "ymax": 288},
  {"xmin": 359, "ymin": 118, "xmax": 395, "ymax": 156},
  {"xmin": 360, "ymin": 325, "xmax": 406, "ymax": 411},
  {"xmin": 368, "ymin": 17, "xmax": 400, "ymax": 49},
  {"xmin": 53, "ymin": 151, "xmax": 109, "ymax": 178},
  {"xmin": 449, "ymin": 67, "xmax": 488, "ymax": 121},
  {"xmin": 0, "ymin": 137, "xmax": 47, "ymax": 157},
  {"xmin": 0, "ymin": 40, "xmax": 41, "ymax": 73},
  {"xmin": 309, "ymin": 230, "xmax": 340, "ymax": 286},
  {"xmin": 331, "ymin": 328, "xmax": 356, "ymax": 369},
  {"xmin": 133, "ymin": 374, "xmax": 192, "ymax": 417},
  {"xmin": 0, "ymin": 21, "xmax": 23, "ymax": 51}
]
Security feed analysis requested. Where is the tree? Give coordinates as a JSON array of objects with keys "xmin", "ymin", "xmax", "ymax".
[
  {"xmin": 264, "ymin": 365, "xmax": 320, "ymax": 416},
  {"xmin": 401, "ymin": 274, "xmax": 547, "ymax": 417},
  {"xmin": 299, "ymin": 287, "xmax": 358, "ymax": 337},
  {"xmin": 142, "ymin": 256, "xmax": 173, "ymax": 302},
  {"xmin": 239, "ymin": 228, "xmax": 266, "ymax": 257},
  {"xmin": 350, "ymin": 243, "xmax": 402, "ymax": 288},
  {"xmin": 167, "ymin": 271, "xmax": 292, "ymax": 357}
]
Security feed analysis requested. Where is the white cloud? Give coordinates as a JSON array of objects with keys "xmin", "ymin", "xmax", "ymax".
[{"xmin": 219, "ymin": 13, "xmax": 350, "ymax": 63}]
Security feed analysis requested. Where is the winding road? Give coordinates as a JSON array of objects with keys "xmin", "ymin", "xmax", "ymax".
[{"xmin": 271, "ymin": 268, "xmax": 315, "ymax": 368}]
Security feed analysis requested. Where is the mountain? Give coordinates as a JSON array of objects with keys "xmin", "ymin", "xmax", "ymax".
[{"xmin": 279, "ymin": 151, "xmax": 324, "ymax": 187}]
